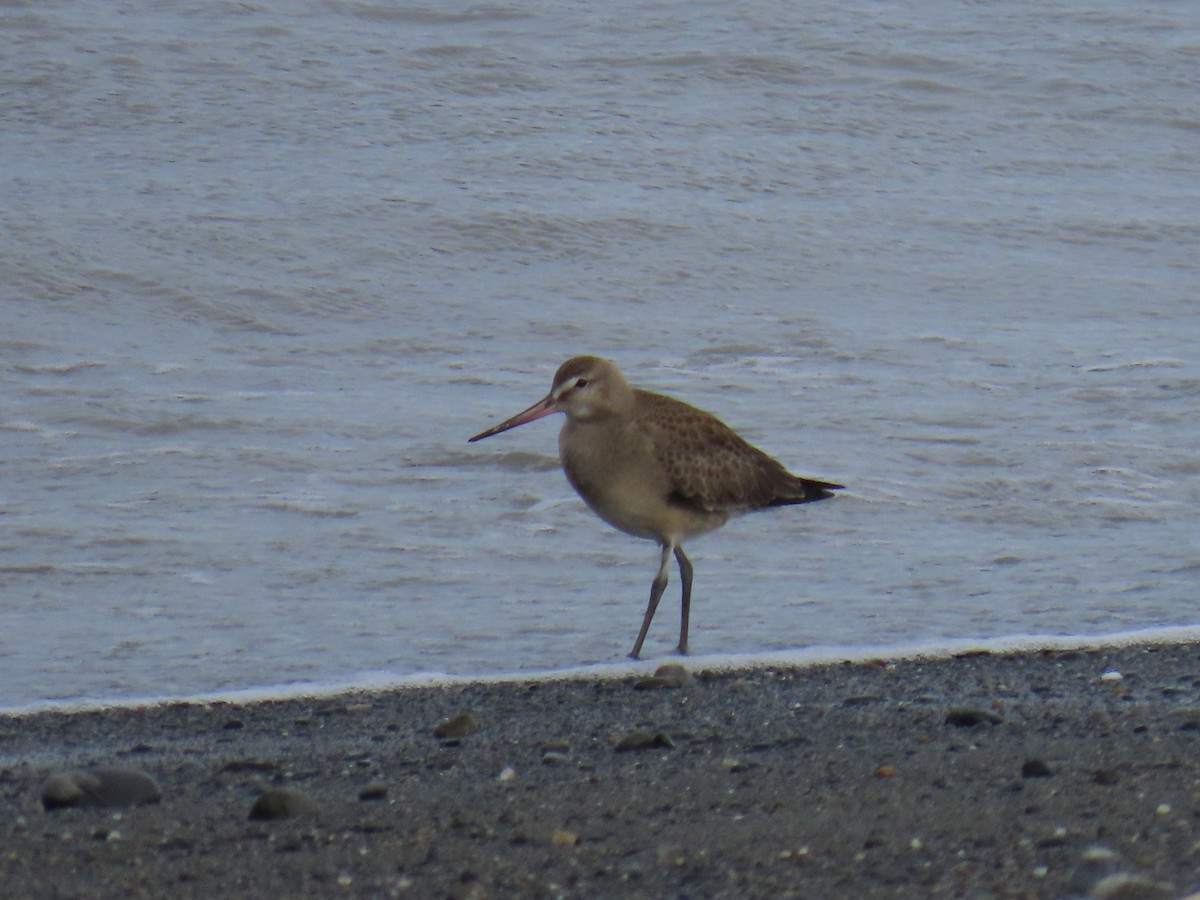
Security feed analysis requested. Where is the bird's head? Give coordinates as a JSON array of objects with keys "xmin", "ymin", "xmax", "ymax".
[{"xmin": 468, "ymin": 355, "xmax": 631, "ymax": 442}]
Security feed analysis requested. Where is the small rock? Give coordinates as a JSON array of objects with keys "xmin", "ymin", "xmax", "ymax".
[
  {"xmin": 434, "ymin": 712, "xmax": 480, "ymax": 739},
  {"xmin": 248, "ymin": 787, "xmax": 319, "ymax": 821},
  {"xmin": 874, "ymin": 765, "xmax": 896, "ymax": 779},
  {"xmin": 1067, "ymin": 846, "xmax": 1174, "ymax": 899},
  {"xmin": 634, "ymin": 664, "xmax": 693, "ymax": 690},
  {"xmin": 1092, "ymin": 872, "xmax": 1174, "ymax": 899},
  {"xmin": 541, "ymin": 751, "xmax": 571, "ymax": 765},
  {"xmin": 945, "ymin": 708, "xmax": 1003, "ymax": 727},
  {"xmin": 614, "ymin": 730, "xmax": 675, "ymax": 752},
  {"xmin": 1099, "ymin": 878, "xmax": 1171, "ymax": 897},
  {"xmin": 1172, "ymin": 707, "xmax": 1200, "ymax": 730},
  {"xmin": 552, "ymin": 829, "xmax": 579, "ymax": 846},
  {"xmin": 1021, "ymin": 758, "xmax": 1053, "ymax": 778},
  {"xmin": 42, "ymin": 768, "xmax": 162, "ymax": 811},
  {"xmin": 358, "ymin": 783, "xmax": 388, "ymax": 801},
  {"xmin": 1068, "ymin": 846, "xmax": 1122, "ymax": 894},
  {"xmin": 1036, "ymin": 826, "xmax": 1069, "ymax": 849}
]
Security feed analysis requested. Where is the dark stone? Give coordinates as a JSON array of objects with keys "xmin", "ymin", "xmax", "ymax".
[
  {"xmin": 42, "ymin": 767, "xmax": 162, "ymax": 810},
  {"xmin": 434, "ymin": 712, "xmax": 480, "ymax": 739},
  {"xmin": 945, "ymin": 708, "xmax": 1003, "ymax": 727},
  {"xmin": 248, "ymin": 787, "xmax": 319, "ymax": 820},
  {"xmin": 1021, "ymin": 758, "xmax": 1052, "ymax": 778},
  {"xmin": 634, "ymin": 664, "xmax": 693, "ymax": 690},
  {"xmin": 615, "ymin": 730, "xmax": 675, "ymax": 752},
  {"xmin": 358, "ymin": 782, "xmax": 388, "ymax": 801}
]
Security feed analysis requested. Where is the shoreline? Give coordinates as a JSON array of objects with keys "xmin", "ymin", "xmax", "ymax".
[
  {"xmin": 4, "ymin": 642, "xmax": 1200, "ymax": 898},
  {"xmin": 9, "ymin": 624, "xmax": 1200, "ymax": 718}
]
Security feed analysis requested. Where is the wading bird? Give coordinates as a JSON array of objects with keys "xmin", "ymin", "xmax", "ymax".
[{"xmin": 469, "ymin": 356, "xmax": 842, "ymax": 658}]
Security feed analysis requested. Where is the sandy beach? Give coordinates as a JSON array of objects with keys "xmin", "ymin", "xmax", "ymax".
[{"xmin": 3, "ymin": 642, "xmax": 1199, "ymax": 899}]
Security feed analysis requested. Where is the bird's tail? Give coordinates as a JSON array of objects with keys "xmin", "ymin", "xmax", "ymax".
[{"xmin": 768, "ymin": 477, "xmax": 844, "ymax": 506}]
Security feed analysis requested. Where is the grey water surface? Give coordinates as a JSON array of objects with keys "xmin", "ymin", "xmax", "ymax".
[{"xmin": 2, "ymin": 0, "xmax": 1198, "ymax": 708}]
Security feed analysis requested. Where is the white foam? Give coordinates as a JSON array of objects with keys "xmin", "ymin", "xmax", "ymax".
[{"xmin": 5, "ymin": 624, "xmax": 1199, "ymax": 718}]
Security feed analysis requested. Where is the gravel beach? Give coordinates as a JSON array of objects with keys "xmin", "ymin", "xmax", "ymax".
[{"xmin": 3, "ymin": 643, "xmax": 1200, "ymax": 899}]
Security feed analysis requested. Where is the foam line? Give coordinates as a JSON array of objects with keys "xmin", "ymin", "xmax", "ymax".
[{"xmin": 4, "ymin": 624, "xmax": 1199, "ymax": 717}]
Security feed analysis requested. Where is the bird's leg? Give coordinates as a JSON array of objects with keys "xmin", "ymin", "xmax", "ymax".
[
  {"xmin": 674, "ymin": 545, "xmax": 693, "ymax": 655},
  {"xmin": 630, "ymin": 542, "xmax": 673, "ymax": 659}
]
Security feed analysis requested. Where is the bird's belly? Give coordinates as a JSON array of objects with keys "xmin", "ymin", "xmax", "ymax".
[
  {"xmin": 567, "ymin": 465, "xmax": 727, "ymax": 543},
  {"xmin": 560, "ymin": 419, "xmax": 727, "ymax": 543}
]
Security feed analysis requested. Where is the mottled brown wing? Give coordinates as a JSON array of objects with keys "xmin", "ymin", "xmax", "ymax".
[{"xmin": 635, "ymin": 390, "xmax": 805, "ymax": 512}]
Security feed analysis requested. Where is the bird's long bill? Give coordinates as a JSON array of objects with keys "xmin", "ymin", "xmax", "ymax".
[{"xmin": 468, "ymin": 394, "xmax": 558, "ymax": 442}]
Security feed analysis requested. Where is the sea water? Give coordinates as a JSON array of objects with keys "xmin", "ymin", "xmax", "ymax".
[{"xmin": 2, "ymin": 0, "xmax": 1198, "ymax": 709}]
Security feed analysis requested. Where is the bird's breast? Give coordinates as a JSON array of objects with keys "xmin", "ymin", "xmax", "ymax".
[{"xmin": 558, "ymin": 418, "xmax": 726, "ymax": 542}]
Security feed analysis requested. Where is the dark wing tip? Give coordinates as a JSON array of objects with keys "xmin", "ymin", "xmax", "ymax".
[
  {"xmin": 813, "ymin": 479, "xmax": 845, "ymax": 493},
  {"xmin": 766, "ymin": 477, "xmax": 844, "ymax": 507},
  {"xmin": 806, "ymin": 478, "xmax": 845, "ymax": 499}
]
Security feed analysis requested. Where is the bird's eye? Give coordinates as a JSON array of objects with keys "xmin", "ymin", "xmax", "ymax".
[{"xmin": 574, "ymin": 378, "xmax": 590, "ymax": 389}]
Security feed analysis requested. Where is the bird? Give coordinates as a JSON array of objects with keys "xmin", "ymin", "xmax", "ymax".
[{"xmin": 468, "ymin": 355, "xmax": 843, "ymax": 658}]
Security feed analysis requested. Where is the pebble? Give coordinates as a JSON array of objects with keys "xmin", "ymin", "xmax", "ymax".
[
  {"xmin": 433, "ymin": 712, "xmax": 480, "ymax": 739},
  {"xmin": 944, "ymin": 708, "xmax": 1003, "ymax": 727},
  {"xmin": 1021, "ymin": 758, "xmax": 1053, "ymax": 778},
  {"xmin": 357, "ymin": 783, "xmax": 388, "ymax": 801},
  {"xmin": 614, "ymin": 730, "xmax": 675, "ymax": 752},
  {"xmin": 1172, "ymin": 707, "xmax": 1200, "ymax": 730},
  {"xmin": 42, "ymin": 767, "xmax": 162, "ymax": 811},
  {"xmin": 248, "ymin": 787, "xmax": 319, "ymax": 820},
  {"xmin": 1090, "ymin": 872, "xmax": 1174, "ymax": 899},
  {"xmin": 1068, "ymin": 846, "xmax": 1123, "ymax": 893},
  {"xmin": 1066, "ymin": 846, "xmax": 1174, "ymax": 899},
  {"xmin": 634, "ymin": 664, "xmax": 693, "ymax": 690}
]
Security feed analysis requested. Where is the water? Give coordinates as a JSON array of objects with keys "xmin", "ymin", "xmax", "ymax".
[{"xmin": 2, "ymin": 0, "xmax": 1198, "ymax": 710}]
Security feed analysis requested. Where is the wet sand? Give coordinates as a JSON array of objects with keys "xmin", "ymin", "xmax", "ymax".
[{"xmin": 3, "ymin": 642, "xmax": 1199, "ymax": 899}]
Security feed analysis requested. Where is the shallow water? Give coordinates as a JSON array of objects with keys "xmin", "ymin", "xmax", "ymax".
[{"xmin": 2, "ymin": 0, "xmax": 1198, "ymax": 709}]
